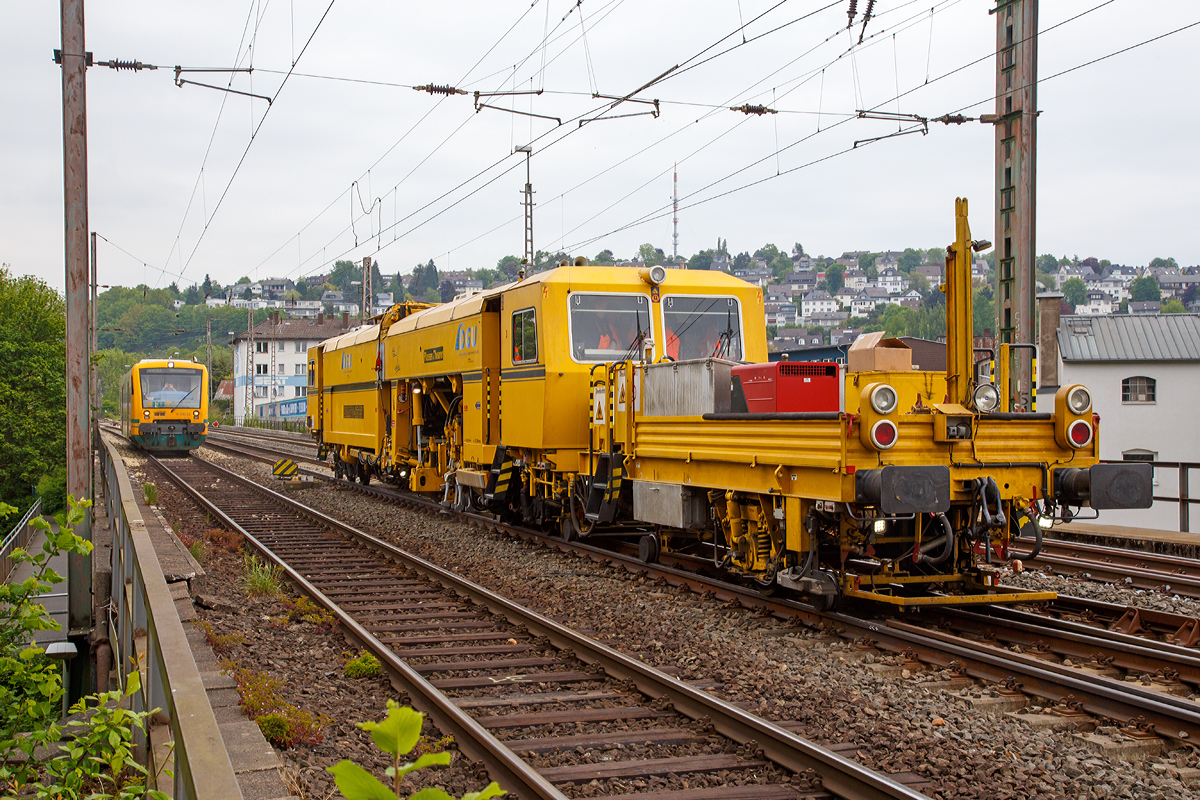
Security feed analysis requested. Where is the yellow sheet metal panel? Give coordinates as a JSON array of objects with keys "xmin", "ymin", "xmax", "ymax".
[{"xmin": 320, "ymin": 325, "xmax": 383, "ymax": 452}]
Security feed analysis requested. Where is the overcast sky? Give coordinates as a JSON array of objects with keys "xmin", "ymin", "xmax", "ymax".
[{"xmin": 3, "ymin": 0, "xmax": 1198, "ymax": 293}]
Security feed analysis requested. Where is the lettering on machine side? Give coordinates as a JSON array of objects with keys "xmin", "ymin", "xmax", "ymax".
[
  {"xmin": 455, "ymin": 323, "xmax": 478, "ymax": 351},
  {"xmin": 344, "ymin": 405, "xmax": 365, "ymax": 419},
  {"xmin": 424, "ymin": 346, "xmax": 444, "ymax": 364}
]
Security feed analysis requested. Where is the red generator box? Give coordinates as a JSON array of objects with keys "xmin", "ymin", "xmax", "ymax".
[{"xmin": 731, "ymin": 361, "xmax": 843, "ymax": 413}]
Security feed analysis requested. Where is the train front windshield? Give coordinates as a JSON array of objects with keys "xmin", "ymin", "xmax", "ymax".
[
  {"xmin": 140, "ymin": 368, "xmax": 203, "ymax": 409},
  {"xmin": 662, "ymin": 296, "xmax": 742, "ymax": 361},
  {"xmin": 570, "ymin": 293, "xmax": 652, "ymax": 361}
]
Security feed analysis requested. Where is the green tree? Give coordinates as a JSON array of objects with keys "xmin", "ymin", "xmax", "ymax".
[
  {"xmin": 924, "ymin": 247, "xmax": 943, "ymax": 265},
  {"xmin": 1061, "ymin": 277, "xmax": 1087, "ymax": 307},
  {"xmin": 1129, "ymin": 275, "xmax": 1161, "ymax": 302},
  {"xmin": 496, "ymin": 255, "xmax": 522, "ymax": 277},
  {"xmin": 439, "ymin": 280, "xmax": 456, "ymax": 303},
  {"xmin": 973, "ymin": 285, "xmax": 995, "ymax": 336},
  {"xmin": 202, "ymin": 273, "xmax": 213, "ymax": 296},
  {"xmin": 825, "ymin": 264, "xmax": 845, "ymax": 294},
  {"xmin": 792, "ymin": 242, "xmax": 805, "ymax": 258},
  {"xmin": 1036, "ymin": 254, "xmax": 1059, "ymax": 273},
  {"xmin": 1163, "ymin": 299, "xmax": 1187, "ymax": 313},
  {"xmin": 593, "ymin": 249, "xmax": 615, "ymax": 265},
  {"xmin": 766, "ymin": 325, "xmax": 778, "ymax": 339},
  {"xmin": 241, "ymin": 287, "xmax": 254, "ymax": 301},
  {"xmin": 898, "ymin": 248, "xmax": 922, "ymax": 272},
  {"xmin": 0, "ymin": 268, "xmax": 66, "ymax": 511},
  {"xmin": 1149, "ymin": 257, "xmax": 1179, "ymax": 271},
  {"xmin": 909, "ymin": 273, "xmax": 931, "ymax": 296},
  {"xmin": 688, "ymin": 252, "xmax": 713, "ymax": 271},
  {"xmin": 637, "ymin": 244, "xmax": 665, "ymax": 267},
  {"xmin": 858, "ymin": 252, "xmax": 879, "ymax": 274},
  {"xmin": 733, "ymin": 252, "xmax": 751, "ymax": 272},
  {"xmin": 770, "ymin": 252, "xmax": 792, "ymax": 279}
]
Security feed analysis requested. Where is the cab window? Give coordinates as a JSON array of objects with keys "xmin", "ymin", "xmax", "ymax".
[
  {"xmin": 661, "ymin": 296, "xmax": 742, "ymax": 361},
  {"xmin": 512, "ymin": 308, "xmax": 538, "ymax": 364},
  {"xmin": 139, "ymin": 368, "xmax": 204, "ymax": 409},
  {"xmin": 569, "ymin": 293, "xmax": 651, "ymax": 362}
]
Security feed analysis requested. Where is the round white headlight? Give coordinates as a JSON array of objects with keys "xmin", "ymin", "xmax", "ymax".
[
  {"xmin": 870, "ymin": 384, "xmax": 898, "ymax": 415},
  {"xmin": 1068, "ymin": 386, "xmax": 1091, "ymax": 415},
  {"xmin": 973, "ymin": 383, "xmax": 1000, "ymax": 413},
  {"xmin": 167, "ymin": 361, "xmax": 174, "ymax": 369}
]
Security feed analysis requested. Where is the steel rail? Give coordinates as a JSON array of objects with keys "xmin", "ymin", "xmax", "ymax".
[
  {"xmin": 939, "ymin": 605, "xmax": 1200, "ymax": 685},
  {"xmin": 152, "ymin": 455, "xmax": 571, "ymax": 800},
  {"xmin": 157, "ymin": 454, "xmax": 927, "ymax": 800},
  {"xmin": 1012, "ymin": 541, "xmax": 1200, "ymax": 599},
  {"xmin": 197, "ymin": 438, "xmax": 1200, "ymax": 742}
]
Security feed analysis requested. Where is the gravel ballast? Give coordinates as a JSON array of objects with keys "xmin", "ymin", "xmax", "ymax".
[{"xmin": 159, "ymin": 446, "xmax": 1200, "ymax": 800}]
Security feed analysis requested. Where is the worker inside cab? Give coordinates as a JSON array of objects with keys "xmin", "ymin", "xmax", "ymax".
[
  {"xmin": 661, "ymin": 295, "xmax": 743, "ymax": 361},
  {"xmin": 570, "ymin": 292, "xmax": 652, "ymax": 361}
]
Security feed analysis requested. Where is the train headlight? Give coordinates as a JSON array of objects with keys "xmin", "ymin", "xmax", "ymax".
[
  {"xmin": 869, "ymin": 419, "xmax": 898, "ymax": 450},
  {"xmin": 1067, "ymin": 386, "xmax": 1092, "ymax": 415},
  {"xmin": 873, "ymin": 519, "xmax": 888, "ymax": 534},
  {"xmin": 143, "ymin": 410, "xmax": 150, "ymax": 419},
  {"xmin": 1067, "ymin": 419, "xmax": 1093, "ymax": 449},
  {"xmin": 973, "ymin": 383, "xmax": 999, "ymax": 413},
  {"xmin": 193, "ymin": 410, "xmax": 200, "ymax": 419},
  {"xmin": 869, "ymin": 384, "xmax": 898, "ymax": 415},
  {"xmin": 639, "ymin": 265, "xmax": 667, "ymax": 286},
  {"xmin": 167, "ymin": 361, "xmax": 174, "ymax": 369}
]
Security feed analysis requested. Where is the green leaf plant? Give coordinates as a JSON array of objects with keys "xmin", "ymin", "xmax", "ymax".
[
  {"xmin": 0, "ymin": 496, "xmax": 93, "ymax": 791},
  {"xmin": 327, "ymin": 700, "xmax": 505, "ymax": 800}
]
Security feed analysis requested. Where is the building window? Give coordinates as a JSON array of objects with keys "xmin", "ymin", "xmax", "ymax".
[
  {"xmin": 512, "ymin": 308, "xmax": 537, "ymax": 364},
  {"xmin": 255, "ymin": 364, "xmax": 268, "ymax": 375},
  {"xmin": 254, "ymin": 386, "xmax": 267, "ymax": 398},
  {"xmin": 295, "ymin": 363, "xmax": 305, "ymax": 375},
  {"xmin": 294, "ymin": 341, "xmax": 305, "ymax": 353},
  {"xmin": 255, "ymin": 341, "xmax": 268, "ymax": 353},
  {"xmin": 1122, "ymin": 449, "xmax": 1157, "ymax": 463},
  {"xmin": 1121, "ymin": 376, "xmax": 1156, "ymax": 403},
  {"xmin": 294, "ymin": 386, "xmax": 307, "ymax": 397}
]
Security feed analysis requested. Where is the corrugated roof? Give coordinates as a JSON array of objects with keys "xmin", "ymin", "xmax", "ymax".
[{"xmin": 1057, "ymin": 314, "xmax": 1200, "ymax": 361}]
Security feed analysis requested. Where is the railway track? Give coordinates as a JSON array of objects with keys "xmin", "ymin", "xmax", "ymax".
[
  {"xmin": 192, "ymin": 438, "xmax": 1200, "ymax": 744},
  {"xmin": 1013, "ymin": 538, "xmax": 1200, "ymax": 599},
  {"xmin": 206, "ymin": 429, "xmax": 328, "ymax": 468},
  {"xmin": 154, "ymin": 452, "xmax": 931, "ymax": 800}
]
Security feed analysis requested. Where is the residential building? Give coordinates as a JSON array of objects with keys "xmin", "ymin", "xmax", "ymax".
[
  {"xmin": 285, "ymin": 299, "xmax": 323, "ymax": 318},
  {"xmin": 829, "ymin": 328, "xmax": 861, "ymax": 347},
  {"xmin": 876, "ymin": 267, "xmax": 908, "ymax": 294},
  {"xmin": 320, "ymin": 290, "xmax": 360, "ymax": 316},
  {"xmin": 807, "ymin": 311, "xmax": 850, "ymax": 329},
  {"xmin": 711, "ymin": 253, "xmax": 731, "ymax": 271},
  {"xmin": 913, "ymin": 264, "xmax": 942, "ymax": 283},
  {"xmin": 1078, "ymin": 290, "xmax": 1115, "ymax": 316},
  {"xmin": 850, "ymin": 287, "xmax": 890, "ymax": 317},
  {"xmin": 833, "ymin": 286, "xmax": 858, "ymax": 309},
  {"xmin": 230, "ymin": 314, "xmax": 355, "ymax": 422},
  {"xmin": 373, "ymin": 292, "xmax": 394, "ymax": 316},
  {"xmin": 1157, "ymin": 274, "xmax": 1200, "ymax": 299},
  {"xmin": 733, "ymin": 267, "xmax": 773, "ymax": 287},
  {"xmin": 894, "ymin": 289, "xmax": 923, "ymax": 309},
  {"xmin": 843, "ymin": 269, "xmax": 868, "ymax": 291},
  {"xmin": 764, "ymin": 302, "xmax": 798, "ymax": 327},
  {"xmin": 1041, "ymin": 314, "xmax": 1200, "ymax": 530},
  {"xmin": 453, "ymin": 277, "xmax": 485, "ymax": 299},
  {"xmin": 837, "ymin": 251, "xmax": 868, "ymax": 268},
  {"xmin": 1129, "ymin": 301, "xmax": 1161, "ymax": 315},
  {"xmin": 800, "ymin": 289, "xmax": 837, "ymax": 319},
  {"xmin": 780, "ymin": 271, "xmax": 818, "ymax": 296},
  {"xmin": 259, "ymin": 278, "xmax": 295, "ymax": 298}
]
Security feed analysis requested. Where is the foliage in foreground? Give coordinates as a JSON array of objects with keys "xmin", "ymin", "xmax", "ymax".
[
  {"xmin": 1, "ymin": 497, "xmax": 166, "ymax": 799},
  {"xmin": 328, "ymin": 700, "xmax": 505, "ymax": 800}
]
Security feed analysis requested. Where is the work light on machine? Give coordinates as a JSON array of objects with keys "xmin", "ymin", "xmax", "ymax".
[
  {"xmin": 869, "ymin": 384, "xmax": 898, "ymax": 414},
  {"xmin": 1068, "ymin": 386, "xmax": 1092, "ymax": 415},
  {"xmin": 973, "ymin": 383, "xmax": 999, "ymax": 413}
]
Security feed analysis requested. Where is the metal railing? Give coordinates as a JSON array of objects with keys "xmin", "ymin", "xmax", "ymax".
[
  {"xmin": 100, "ymin": 433, "xmax": 243, "ymax": 800},
  {"xmin": 1099, "ymin": 459, "xmax": 1198, "ymax": 533},
  {"xmin": 1, "ymin": 498, "xmax": 43, "ymax": 584}
]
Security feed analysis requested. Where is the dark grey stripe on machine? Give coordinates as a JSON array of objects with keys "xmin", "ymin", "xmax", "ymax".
[
  {"xmin": 324, "ymin": 381, "xmax": 378, "ymax": 393},
  {"xmin": 503, "ymin": 366, "xmax": 546, "ymax": 380}
]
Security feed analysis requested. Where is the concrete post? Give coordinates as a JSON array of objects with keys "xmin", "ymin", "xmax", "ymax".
[{"xmin": 61, "ymin": 0, "xmax": 92, "ymax": 634}]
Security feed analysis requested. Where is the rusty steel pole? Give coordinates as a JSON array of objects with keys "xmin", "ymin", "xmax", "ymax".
[
  {"xmin": 61, "ymin": 0, "xmax": 93, "ymax": 634},
  {"xmin": 993, "ymin": 0, "xmax": 1038, "ymax": 411}
]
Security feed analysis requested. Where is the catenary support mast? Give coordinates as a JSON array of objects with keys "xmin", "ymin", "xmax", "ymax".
[{"xmin": 993, "ymin": 0, "xmax": 1038, "ymax": 410}]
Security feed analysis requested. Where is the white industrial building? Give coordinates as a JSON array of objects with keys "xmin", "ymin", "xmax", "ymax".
[
  {"xmin": 1039, "ymin": 313, "xmax": 1200, "ymax": 531},
  {"xmin": 230, "ymin": 313, "xmax": 357, "ymax": 422}
]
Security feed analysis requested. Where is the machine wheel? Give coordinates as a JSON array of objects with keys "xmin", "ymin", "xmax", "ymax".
[
  {"xmin": 813, "ymin": 591, "xmax": 839, "ymax": 612},
  {"xmin": 360, "ymin": 467, "xmax": 371, "ymax": 486},
  {"xmin": 560, "ymin": 514, "xmax": 577, "ymax": 542},
  {"xmin": 638, "ymin": 534, "xmax": 659, "ymax": 564},
  {"xmin": 334, "ymin": 459, "xmax": 344, "ymax": 480}
]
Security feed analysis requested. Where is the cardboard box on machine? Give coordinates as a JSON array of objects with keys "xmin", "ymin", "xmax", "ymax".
[{"xmin": 846, "ymin": 331, "xmax": 913, "ymax": 372}]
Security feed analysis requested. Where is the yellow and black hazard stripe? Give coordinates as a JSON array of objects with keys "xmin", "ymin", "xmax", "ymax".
[
  {"xmin": 273, "ymin": 459, "xmax": 299, "ymax": 478},
  {"xmin": 485, "ymin": 447, "xmax": 518, "ymax": 504}
]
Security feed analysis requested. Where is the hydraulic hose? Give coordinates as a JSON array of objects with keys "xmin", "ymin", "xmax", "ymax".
[{"xmin": 914, "ymin": 513, "xmax": 955, "ymax": 566}]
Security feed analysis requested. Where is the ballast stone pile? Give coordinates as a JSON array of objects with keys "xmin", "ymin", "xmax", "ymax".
[
  {"xmin": 1002, "ymin": 568, "xmax": 1200, "ymax": 617},
  {"xmin": 200, "ymin": 449, "xmax": 1200, "ymax": 800}
]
